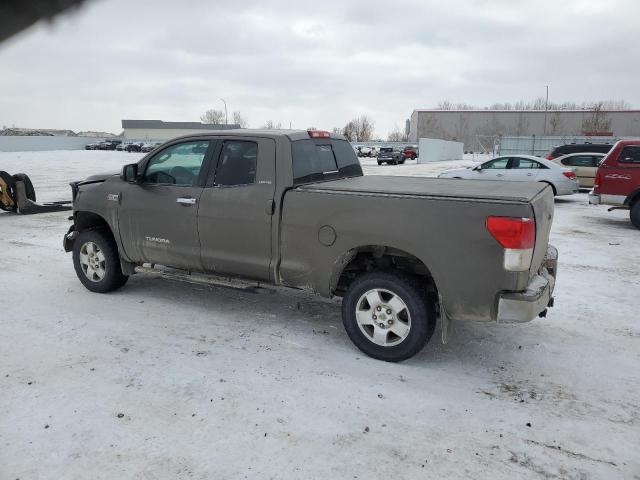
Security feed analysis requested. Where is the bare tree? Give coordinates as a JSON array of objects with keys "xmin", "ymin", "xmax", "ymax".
[
  {"xmin": 342, "ymin": 115, "xmax": 375, "ymax": 142},
  {"xmin": 331, "ymin": 127, "xmax": 342, "ymax": 135},
  {"xmin": 200, "ymin": 109, "xmax": 225, "ymax": 124},
  {"xmin": 261, "ymin": 120, "xmax": 282, "ymax": 129},
  {"xmin": 387, "ymin": 124, "xmax": 408, "ymax": 142},
  {"xmin": 549, "ymin": 111, "xmax": 564, "ymax": 134},
  {"xmin": 581, "ymin": 102, "xmax": 612, "ymax": 134},
  {"xmin": 342, "ymin": 120, "xmax": 358, "ymax": 141},
  {"xmin": 232, "ymin": 111, "xmax": 248, "ymax": 128}
]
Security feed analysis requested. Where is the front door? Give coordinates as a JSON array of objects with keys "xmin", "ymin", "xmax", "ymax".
[
  {"xmin": 477, "ymin": 157, "xmax": 510, "ymax": 179},
  {"xmin": 118, "ymin": 139, "xmax": 214, "ymax": 269},
  {"xmin": 198, "ymin": 137, "xmax": 276, "ymax": 280}
]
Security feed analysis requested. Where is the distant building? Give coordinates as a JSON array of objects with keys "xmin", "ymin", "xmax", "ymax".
[
  {"xmin": 409, "ymin": 109, "xmax": 640, "ymax": 150},
  {"xmin": 122, "ymin": 120, "xmax": 240, "ymax": 141}
]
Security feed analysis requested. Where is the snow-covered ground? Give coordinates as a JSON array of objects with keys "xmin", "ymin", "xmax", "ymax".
[{"xmin": 1, "ymin": 151, "xmax": 639, "ymax": 479}]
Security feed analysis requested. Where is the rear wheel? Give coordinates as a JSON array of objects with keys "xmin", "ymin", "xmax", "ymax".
[
  {"xmin": 377, "ymin": 161, "xmax": 382, "ymax": 165},
  {"xmin": 342, "ymin": 271, "xmax": 436, "ymax": 362},
  {"xmin": 630, "ymin": 201, "xmax": 640, "ymax": 229},
  {"xmin": 73, "ymin": 229, "xmax": 128, "ymax": 293}
]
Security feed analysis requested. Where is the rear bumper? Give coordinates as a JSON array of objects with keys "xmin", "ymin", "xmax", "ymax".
[
  {"xmin": 556, "ymin": 180, "xmax": 580, "ymax": 196},
  {"xmin": 497, "ymin": 245, "xmax": 558, "ymax": 323},
  {"xmin": 588, "ymin": 190, "xmax": 600, "ymax": 205}
]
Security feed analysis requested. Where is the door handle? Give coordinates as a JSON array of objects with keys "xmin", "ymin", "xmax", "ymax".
[
  {"xmin": 527, "ymin": 173, "xmax": 534, "ymax": 176},
  {"xmin": 176, "ymin": 197, "xmax": 197, "ymax": 205},
  {"xmin": 496, "ymin": 174, "xmax": 504, "ymax": 177}
]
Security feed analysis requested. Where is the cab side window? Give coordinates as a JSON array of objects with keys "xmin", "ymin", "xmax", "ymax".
[
  {"xmin": 142, "ymin": 141, "xmax": 210, "ymax": 186},
  {"xmin": 619, "ymin": 146, "xmax": 640, "ymax": 164},
  {"xmin": 215, "ymin": 141, "xmax": 258, "ymax": 186}
]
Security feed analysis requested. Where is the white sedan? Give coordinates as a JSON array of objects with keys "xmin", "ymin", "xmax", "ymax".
[{"xmin": 438, "ymin": 155, "xmax": 579, "ymax": 196}]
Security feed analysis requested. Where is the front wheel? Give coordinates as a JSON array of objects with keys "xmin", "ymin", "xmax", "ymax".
[
  {"xmin": 342, "ymin": 271, "xmax": 436, "ymax": 362},
  {"xmin": 73, "ymin": 229, "xmax": 128, "ymax": 293},
  {"xmin": 631, "ymin": 202, "xmax": 640, "ymax": 229}
]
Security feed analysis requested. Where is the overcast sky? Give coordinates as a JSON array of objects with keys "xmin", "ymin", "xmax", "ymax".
[{"xmin": 1, "ymin": 0, "xmax": 639, "ymax": 137}]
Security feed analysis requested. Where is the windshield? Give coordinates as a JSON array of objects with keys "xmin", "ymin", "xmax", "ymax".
[{"xmin": 291, "ymin": 138, "xmax": 363, "ymax": 185}]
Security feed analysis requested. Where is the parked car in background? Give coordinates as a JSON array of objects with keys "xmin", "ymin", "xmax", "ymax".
[
  {"xmin": 589, "ymin": 139, "xmax": 640, "ymax": 229},
  {"xmin": 546, "ymin": 142, "xmax": 613, "ymax": 160},
  {"xmin": 377, "ymin": 147, "xmax": 405, "ymax": 165},
  {"xmin": 116, "ymin": 142, "xmax": 129, "ymax": 151},
  {"xmin": 438, "ymin": 155, "xmax": 579, "ymax": 196},
  {"xmin": 402, "ymin": 145, "xmax": 419, "ymax": 160},
  {"xmin": 551, "ymin": 152, "xmax": 605, "ymax": 188},
  {"xmin": 125, "ymin": 142, "xmax": 144, "ymax": 152},
  {"xmin": 140, "ymin": 142, "xmax": 156, "ymax": 153},
  {"xmin": 358, "ymin": 146, "xmax": 373, "ymax": 158},
  {"xmin": 96, "ymin": 140, "xmax": 122, "ymax": 150},
  {"xmin": 85, "ymin": 141, "xmax": 101, "ymax": 150}
]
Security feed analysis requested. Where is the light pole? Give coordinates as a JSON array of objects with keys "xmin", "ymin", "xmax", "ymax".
[
  {"xmin": 543, "ymin": 85, "xmax": 549, "ymax": 136},
  {"xmin": 220, "ymin": 98, "xmax": 228, "ymax": 125}
]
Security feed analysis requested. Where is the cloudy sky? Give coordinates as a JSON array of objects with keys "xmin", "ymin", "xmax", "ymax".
[{"xmin": 1, "ymin": 0, "xmax": 638, "ymax": 137}]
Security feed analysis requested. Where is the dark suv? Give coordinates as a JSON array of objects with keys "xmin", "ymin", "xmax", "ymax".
[
  {"xmin": 377, "ymin": 147, "xmax": 405, "ymax": 165},
  {"xmin": 546, "ymin": 143, "xmax": 613, "ymax": 160}
]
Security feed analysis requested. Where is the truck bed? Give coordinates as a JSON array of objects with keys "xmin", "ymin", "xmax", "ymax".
[{"xmin": 297, "ymin": 176, "xmax": 549, "ymax": 203}]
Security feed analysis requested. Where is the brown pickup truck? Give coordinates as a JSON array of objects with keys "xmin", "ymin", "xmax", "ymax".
[{"xmin": 63, "ymin": 129, "xmax": 558, "ymax": 362}]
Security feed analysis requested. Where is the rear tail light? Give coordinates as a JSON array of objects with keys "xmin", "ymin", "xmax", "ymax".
[
  {"xmin": 594, "ymin": 170, "xmax": 601, "ymax": 189},
  {"xmin": 308, "ymin": 130, "xmax": 330, "ymax": 138},
  {"xmin": 486, "ymin": 216, "xmax": 535, "ymax": 271},
  {"xmin": 562, "ymin": 171, "xmax": 577, "ymax": 180},
  {"xmin": 546, "ymin": 154, "xmax": 554, "ymax": 160}
]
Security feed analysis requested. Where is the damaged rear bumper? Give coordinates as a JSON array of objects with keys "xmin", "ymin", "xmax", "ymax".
[
  {"xmin": 63, "ymin": 225, "xmax": 78, "ymax": 252},
  {"xmin": 497, "ymin": 245, "xmax": 558, "ymax": 323}
]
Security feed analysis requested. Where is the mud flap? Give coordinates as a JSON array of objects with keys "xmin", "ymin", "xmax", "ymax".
[{"xmin": 439, "ymin": 294, "xmax": 454, "ymax": 344}]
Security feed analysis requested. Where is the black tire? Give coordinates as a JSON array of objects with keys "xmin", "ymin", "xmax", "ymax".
[
  {"xmin": 399, "ymin": 159, "xmax": 405, "ymax": 164},
  {"xmin": 630, "ymin": 201, "xmax": 640, "ymax": 229},
  {"xmin": 12, "ymin": 173, "xmax": 36, "ymax": 202},
  {"xmin": 0, "ymin": 171, "xmax": 16, "ymax": 211},
  {"xmin": 72, "ymin": 229, "xmax": 128, "ymax": 293},
  {"xmin": 342, "ymin": 271, "xmax": 436, "ymax": 362}
]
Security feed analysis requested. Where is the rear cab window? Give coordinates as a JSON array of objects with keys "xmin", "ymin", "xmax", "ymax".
[{"xmin": 291, "ymin": 138, "xmax": 363, "ymax": 185}]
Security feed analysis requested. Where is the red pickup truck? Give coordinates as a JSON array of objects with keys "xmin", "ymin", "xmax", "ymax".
[{"xmin": 589, "ymin": 139, "xmax": 640, "ymax": 229}]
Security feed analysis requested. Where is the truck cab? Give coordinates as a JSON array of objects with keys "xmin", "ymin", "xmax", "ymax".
[{"xmin": 589, "ymin": 140, "xmax": 640, "ymax": 229}]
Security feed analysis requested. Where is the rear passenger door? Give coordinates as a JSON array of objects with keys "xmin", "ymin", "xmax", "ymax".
[
  {"xmin": 197, "ymin": 137, "xmax": 276, "ymax": 280},
  {"xmin": 505, "ymin": 157, "xmax": 542, "ymax": 181}
]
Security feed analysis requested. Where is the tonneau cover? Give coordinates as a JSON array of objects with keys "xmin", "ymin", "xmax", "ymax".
[{"xmin": 297, "ymin": 176, "xmax": 548, "ymax": 203}]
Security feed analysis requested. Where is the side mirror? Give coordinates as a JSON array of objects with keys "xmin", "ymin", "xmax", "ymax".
[
  {"xmin": 121, "ymin": 163, "xmax": 139, "ymax": 182},
  {"xmin": 473, "ymin": 165, "xmax": 482, "ymax": 171}
]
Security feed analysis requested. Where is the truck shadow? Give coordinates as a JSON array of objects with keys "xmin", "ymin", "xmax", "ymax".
[{"xmin": 117, "ymin": 273, "xmax": 535, "ymax": 370}]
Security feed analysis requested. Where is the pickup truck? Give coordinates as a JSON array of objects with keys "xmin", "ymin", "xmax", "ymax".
[
  {"xmin": 63, "ymin": 129, "xmax": 558, "ymax": 362},
  {"xmin": 589, "ymin": 139, "xmax": 640, "ymax": 229}
]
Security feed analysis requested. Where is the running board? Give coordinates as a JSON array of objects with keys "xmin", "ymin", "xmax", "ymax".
[{"xmin": 133, "ymin": 265, "xmax": 263, "ymax": 291}]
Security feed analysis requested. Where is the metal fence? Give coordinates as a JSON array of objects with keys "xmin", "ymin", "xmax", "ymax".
[{"xmin": 496, "ymin": 135, "xmax": 622, "ymax": 157}]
